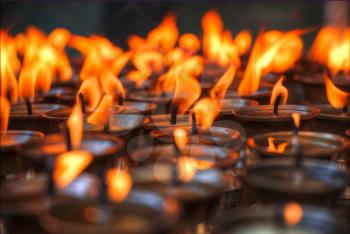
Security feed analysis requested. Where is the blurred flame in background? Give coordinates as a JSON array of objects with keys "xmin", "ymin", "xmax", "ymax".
[
  {"xmin": 54, "ymin": 150, "xmax": 93, "ymax": 189},
  {"xmin": 0, "ymin": 97, "xmax": 10, "ymax": 132},
  {"xmin": 284, "ymin": 202, "xmax": 303, "ymax": 227},
  {"xmin": 192, "ymin": 98, "xmax": 220, "ymax": 130},
  {"xmin": 309, "ymin": 26, "xmax": 350, "ymax": 75},
  {"xmin": 67, "ymin": 102, "xmax": 83, "ymax": 148},
  {"xmin": 324, "ymin": 74, "xmax": 349, "ymax": 108},
  {"xmin": 106, "ymin": 158, "xmax": 132, "ymax": 202}
]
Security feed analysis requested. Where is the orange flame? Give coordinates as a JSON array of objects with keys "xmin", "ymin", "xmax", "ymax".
[
  {"xmin": 210, "ymin": 64, "xmax": 236, "ymax": 99},
  {"xmin": 67, "ymin": 102, "xmax": 83, "ymax": 148},
  {"xmin": 157, "ymin": 56, "xmax": 204, "ymax": 94},
  {"xmin": 238, "ymin": 30, "xmax": 304, "ymax": 95},
  {"xmin": 327, "ymin": 28, "xmax": 350, "ymax": 75},
  {"xmin": 48, "ymin": 28, "xmax": 71, "ymax": 50},
  {"xmin": 173, "ymin": 127, "xmax": 188, "ymax": 148},
  {"xmin": 267, "ymin": 137, "xmax": 289, "ymax": 153},
  {"xmin": 106, "ymin": 159, "xmax": 132, "ymax": 203},
  {"xmin": 284, "ymin": 202, "xmax": 303, "ymax": 227},
  {"xmin": 132, "ymin": 46, "xmax": 164, "ymax": 76},
  {"xmin": 324, "ymin": 74, "xmax": 349, "ymax": 108},
  {"xmin": 1, "ymin": 31, "xmax": 21, "ymax": 73},
  {"xmin": 147, "ymin": 13, "xmax": 179, "ymax": 52},
  {"xmin": 87, "ymin": 94, "xmax": 113, "ymax": 127},
  {"xmin": 127, "ymin": 35, "xmax": 146, "ymax": 51},
  {"xmin": 270, "ymin": 77, "xmax": 288, "ymax": 105},
  {"xmin": 0, "ymin": 97, "xmax": 10, "ymax": 132},
  {"xmin": 110, "ymin": 51, "xmax": 132, "ymax": 76},
  {"xmin": 172, "ymin": 76, "xmax": 201, "ymax": 114},
  {"xmin": 192, "ymin": 98, "xmax": 220, "ymax": 130},
  {"xmin": 202, "ymin": 10, "xmax": 240, "ymax": 67},
  {"xmin": 234, "ymin": 30, "xmax": 252, "ymax": 55},
  {"xmin": 54, "ymin": 150, "xmax": 93, "ymax": 189},
  {"xmin": 77, "ymin": 77, "xmax": 103, "ymax": 111},
  {"xmin": 126, "ymin": 70, "xmax": 149, "ymax": 87},
  {"xmin": 18, "ymin": 65, "xmax": 37, "ymax": 103},
  {"xmin": 0, "ymin": 47, "xmax": 18, "ymax": 103},
  {"xmin": 178, "ymin": 156, "xmax": 197, "ymax": 182},
  {"xmin": 100, "ymin": 69, "xmax": 125, "ymax": 101},
  {"xmin": 179, "ymin": 33, "xmax": 200, "ymax": 52},
  {"xmin": 292, "ymin": 113, "xmax": 300, "ymax": 129}
]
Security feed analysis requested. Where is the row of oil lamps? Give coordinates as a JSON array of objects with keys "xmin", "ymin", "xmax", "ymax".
[
  {"xmin": 1, "ymin": 12, "xmax": 350, "ymax": 234},
  {"xmin": 1, "ymin": 67, "xmax": 349, "ymax": 234}
]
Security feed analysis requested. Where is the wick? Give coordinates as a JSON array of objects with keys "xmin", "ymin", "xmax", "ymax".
[
  {"xmin": 343, "ymin": 105, "xmax": 348, "ymax": 113},
  {"xmin": 118, "ymin": 96, "xmax": 124, "ymax": 106},
  {"xmin": 25, "ymin": 99, "xmax": 33, "ymax": 115},
  {"xmin": 191, "ymin": 112, "xmax": 198, "ymax": 134},
  {"xmin": 46, "ymin": 156, "xmax": 55, "ymax": 196},
  {"xmin": 273, "ymin": 94, "xmax": 282, "ymax": 115},
  {"xmin": 64, "ymin": 123, "xmax": 72, "ymax": 151},
  {"xmin": 78, "ymin": 93, "xmax": 86, "ymax": 114},
  {"xmin": 103, "ymin": 122, "xmax": 110, "ymax": 133},
  {"xmin": 170, "ymin": 104, "xmax": 178, "ymax": 125}
]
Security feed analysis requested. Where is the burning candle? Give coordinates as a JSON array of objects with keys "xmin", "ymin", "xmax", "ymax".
[{"xmin": 233, "ymin": 77, "xmax": 320, "ymax": 136}]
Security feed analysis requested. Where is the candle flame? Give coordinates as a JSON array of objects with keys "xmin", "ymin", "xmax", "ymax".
[
  {"xmin": 267, "ymin": 137, "xmax": 289, "ymax": 153},
  {"xmin": 284, "ymin": 202, "xmax": 303, "ymax": 227},
  {"xmin": 106, "ymin": 159, "xmax": 132, "ymax": 203},
  {"xmin": 192, "ymin": 98, "xmax": 220, "ymax": 130},
  {"xmin": 172, "ymin": 75, "xmax": 201, "ymax": 114},
  {"xmin": 147, "ymin": 13, "xmax": 179, "ymax": 52},
  {"xmin": 202, "ymin": 10, "xmax": 240, "ymax": 67},
  {"xmin": 87, "ymin": 94, "xmax": 113, "ymax": 127},
  {"xmin": 100, "ymin": 69, "xmax": 126, "ymax": 102},
  {"xmin": 210, "ymin": 64, "xmax": 236, "ymax": 99},
  {"xmin": 0, "ymin": 97, "xmax": 10, "ymax": 132},
  {"xmin": 0, "ymin": 46, "xmax": 18, "ymax": 103},
  {"xmin": 238, "ymin": 30, "xmax": 304, "ymax": 95},
  {"xmin": 173, "ymin": 127, "xmax": 188, "ymax": 149},
  {"xmin": 292, "ymin": 113, "xmax": 301, "ymax": 129},
  {"xmin": 179, "ymin": 33, "xmax": 200, "ymax": 52},
  {"xmin": 178, "ymin": 156, "xmax": 197, "ymax": 182},
  {"xmin": 309, "ymin": 26, "xmax": 349, "ymax": 75},
  {"xmin": 54, "ymin": 150, "xmax": 93, "ymax": 189},
  {"xmin": 234, "ymin": 30, "xmax": 252, "ymax": 55},
  {"xmin": 67, "ymin": 102, "xmax": 83, "ymax": 148},
  {"xmin": 77, "ymin": 77, "xmax": 103, "ymax": 112},
  {"xmin": 324, "ymin": 74, "xmax": 349, "ymax": 108},
  {"xmin": 270, "ymin": 77, "xmax": 288, "ymax": 105}
]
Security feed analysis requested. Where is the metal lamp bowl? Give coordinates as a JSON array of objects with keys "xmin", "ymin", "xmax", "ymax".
[{"xmin": 247, "ymin": 131, "xmax": 350, "ymax": 160}]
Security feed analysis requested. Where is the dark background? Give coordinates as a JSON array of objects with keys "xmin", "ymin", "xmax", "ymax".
[{"xmin": 0, "ymin": 1, "xmax": 339, "ymax": 50}]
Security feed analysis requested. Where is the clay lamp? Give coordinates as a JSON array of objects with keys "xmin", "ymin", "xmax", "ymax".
[
  {"xmin": 217, "ymin": 203, "xmax": 348, "ymax": 234},
  {"xmin": 0, "ymin": 97, "xmax": 44, "ymax": 177},
  {"xmin": 233, "ymin": 77, "xmax": 319, "ymax": 136},
  {"xmin": 313, "ymin": 74, "xmax": 349, "ymax": 136}
]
